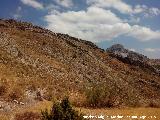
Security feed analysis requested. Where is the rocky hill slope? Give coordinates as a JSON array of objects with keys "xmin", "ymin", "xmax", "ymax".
[
  {"xmin": 0, "ymin": 19, "xmax": 160, "ymax": 111},
  {"xmin": 106, "ymin": 44, "xmax": 160, "ymax": 75}
]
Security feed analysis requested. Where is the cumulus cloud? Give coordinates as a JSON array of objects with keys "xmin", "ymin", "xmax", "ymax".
[
  {"xmin": 87, "ymin": 0, "xmax": 133, "ymax": 14},
  {"xmin": 129, "ymin": 25, "xmax": 160, "ymax": 41},
  {"xmin": 20, "ymin": 0, "xmax": 44, "ymax": 9},
  {"xmin": 44, "ymin": 6, "xmax": 160, "ymax": 42},
  {"xmin": 87, "ymin": 0, "xmax": 160, "ymax": 16},
  {"xmin": 150, "ymin": 8, "xmax": 160, "ymax": 16},
  {"xmin": 134, "ymin": 5, "xmax": 160, "ymax": 17},
  {"xmin": 55, "ymin": 0, "xmax": 73, "ymax": 8},
  {"xmin": 45, "ymin": 7, "xmax": 125, "ymax": 42}
]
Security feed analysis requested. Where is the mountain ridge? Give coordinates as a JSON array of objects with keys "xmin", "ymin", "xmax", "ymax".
[{"xmin": 106, "ymin": 44, "xmax": 160, "ymax": 75}]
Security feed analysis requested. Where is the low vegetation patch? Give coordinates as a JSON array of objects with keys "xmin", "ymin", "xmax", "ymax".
[
  {"xmin": 15, "ymin": 111, "xmax": 40, "ymax": 120},
  {"xmin": 84, "ymin": 82, "xmax": 117, "ymax": 108},
  {"xmin": 41, "ymin": 97, "xmax": 84, "ymax": 120}
]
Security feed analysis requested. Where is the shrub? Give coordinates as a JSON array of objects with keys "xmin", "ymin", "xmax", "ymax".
[
  {"xmin": 85, "ymin": 84, "xmax": 110, "ymax": 108},
  {"xmin": 0, "ymin": 78, "xmax": 9, "ymax": 96},
  {"xmin": 0, "ymin": 85, "xmax": 7, "ymax": 96},
  {"xmin": 69, "ymin": 93, "xmax": 86, "ymax": 107},
  {"xmin": 41, "ymin": 97, "xmax": 84, "ymax": 120},
  {"xmin": 148, "ymin": 100, "xmax": 160, "ymax": 108},
  {"xmin": 8, "ymin": 87, "xmax": 25, "ymax": 101}
]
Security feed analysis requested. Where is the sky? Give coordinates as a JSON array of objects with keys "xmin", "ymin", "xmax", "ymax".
[{"xmin": 0, "ymin": 0, "xmax": 160, "ymax": 58}]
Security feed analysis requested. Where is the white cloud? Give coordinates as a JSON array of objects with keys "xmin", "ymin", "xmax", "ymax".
[
  {"xmin": 129, "ymin": 25, "xmax": 160, "ymax": 41},
  {"xmin": 45, "ymin": 6, "xmax": 125, "ymax": 42},
  {"xmin": 20, "ymin": 0, "xmax": 43, "ymax": 9},
  {"xmin": 55, "ymin": 0, "xmax": 73, "ymax": 8},
  {"xmin": 129, "ymin": 48, "xmax": 136, "ymax": 52},
  {"xmin": 144, "ymin": 7, "xmax": 160, "ymax": 17},
  {"xmin": 87, "ymin": 0, "xmax": 133, "ymax": 14},
  {"xmin": 13, "ymin": 14, "xmax": 21, "ymax": 19},
  {"xmin": 133, "ymin": 5, "xmax": 147, "ymax": 14},
  {"xmin": 145, "ymin": 48, "xmax": 156, "ymax": 52},
  {"xmin": 134, "ymin": 5, "xmax": 160, "ymax": 17},
  {"xmin": 143, "ymin": 48, "xmax": 160, "ymax": 58},
  {"xmin": 125, "ymin": 16, "xmax": 140, "ymax": 23},
  {"xmin": 87, "ymin": 0, "xmax": 160, "ymax": 16},
  {"xmin": 13, "ymin": 6, "xmax": 22, "ymax": 19},
  {"xmin": 44, "ymin": 6, "xmax": 160, "ymax": 42},
  {"xmin": 150, "ymin": 8, "xmax": 160, "ymax": 16},
  {"xmin": 145, "ymin": 48, "xmax": 160, "ymax": 52}
]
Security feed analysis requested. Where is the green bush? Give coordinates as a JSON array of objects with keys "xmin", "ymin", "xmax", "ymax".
[
  {"xmin": 41, "ymin": 97, "xmax": 84, "ymax": 120},
  {"xmin": 85, "ymin": 83, "xmax": 110, "ymax": 107}
]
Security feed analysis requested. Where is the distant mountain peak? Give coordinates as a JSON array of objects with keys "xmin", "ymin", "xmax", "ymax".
[
  {"xmin": 106, "ymin": 44, "xmax": 160, "ymax": 75},
  {"xmin": 107, "ymin": 44, "xmax": 125, "ymax": 51},
  {"xmin": 107, "ymin": 44, "xmax": 148, "ymax": 60}
]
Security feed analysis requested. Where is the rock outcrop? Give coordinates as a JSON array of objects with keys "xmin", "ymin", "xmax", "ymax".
[{"xmin": 106, "ymin": 44, "xmax": 160, "ymax": 75}]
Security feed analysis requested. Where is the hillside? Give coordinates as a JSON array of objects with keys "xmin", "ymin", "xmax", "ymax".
[
  {"xmin": 0, "ymin": 19, "xmax": 160, "ymax": 114},
  {"xmin": 106, "ymin": 44, "xmax": 160, "ymax": 75}
]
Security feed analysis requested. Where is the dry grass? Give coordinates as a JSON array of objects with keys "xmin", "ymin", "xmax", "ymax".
[
  {"xmin": 0, "ymin": 100, "xmax": 52, "ymax": 120},
  {"xmin": 1, "ymin": 100, "xmax": 160, "ymax": 120},
  {"xmin": 0, "ymin": 113, "xmax": 10, "ymax": 120},
  {"xmin": 77, "ymin": 107, "xmax": 160, "ymax": 120},
  {"xmin": 15, "ymin": 112, "xmax": 40, "ymax": 120}
]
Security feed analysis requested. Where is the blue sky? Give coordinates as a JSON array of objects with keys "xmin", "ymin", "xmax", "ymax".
[{"xmin": 0, "ymin": 0, "xmax": 160, "ymax": 58}]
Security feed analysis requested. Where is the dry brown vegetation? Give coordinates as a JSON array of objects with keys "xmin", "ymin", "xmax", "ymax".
[
  {"xmin": 0, "ymin": 19, "xmax": 160, "ymax": 119},
  {"xmin": 0, "ymin": 100, "xmax": 160, "ymax": 120},
  {"xmin": 15, "ymin": 112, "xmax": 40, "ymax": 120}
]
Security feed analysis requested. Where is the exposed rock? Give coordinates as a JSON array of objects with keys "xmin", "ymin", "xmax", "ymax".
[{"xmin": 106, "ymin": 44, "xmax": 159, "ymax": 75}]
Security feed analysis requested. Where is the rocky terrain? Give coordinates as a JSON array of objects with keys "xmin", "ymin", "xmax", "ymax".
[
  {"xmin": 0, "ymin": 19, "xmax": 160, "ymax": 115},
  {"xmin": 149, "ymin": 59, "xmax": 160, "ymax": 70},
  {"xmin": 106, "ymin": 44, "xmax": 160, "ymax": 75}
]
